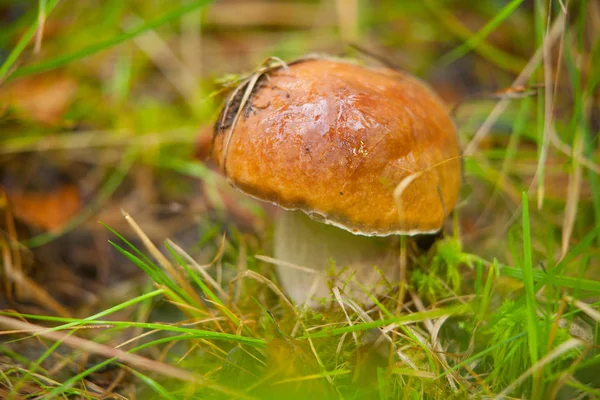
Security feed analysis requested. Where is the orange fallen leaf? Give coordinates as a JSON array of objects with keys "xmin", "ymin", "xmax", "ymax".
[
  {"xmin": 0, "ymin": 72, "xmax": 77, "ymax": 125},
  {"xmin": 7, "ymin": 184, "xmax": 81, "ymax": 231}
]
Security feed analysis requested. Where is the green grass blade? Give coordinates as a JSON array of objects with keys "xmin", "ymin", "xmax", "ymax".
[
  {"xmin": 44, "ymin": 357, "xmax": 116, "ymax": 399},
  {"xmin": 585, "ymin": 126, "xmax": 600, "ymax": 249},
  {"xmin": 555, "ymin": 224, "xmax": 600, "ymax": 272},
  {"xmin": 156, "ymin": 157, "xmax": 215, "ymax": 180},
  {"xmin": 438, "ymin": 0, "xmax": 524, "ymax": 66},
  {"xmin": 0, "ymin": 0, "xmax": 60, "ymax": 80},
  {"xmin": 521, "ymin": 191, "xmax": 540, "ymax": 389},
  {"xmin": 7, "ymin": 0, "xmax": 214, "ymax": 80},
  {"xmin": 0, "ymin": 312, "xmax": 266, "ymax": 346},
  {"xmin": 12, "ymin": 333, "xmax": 65, "ymax": 394},
  {"xmin": 101, "ymin": 222, "xmax": 162, "ymax": 274},
  {"xmin": 500, "ymin": 265, "xmax": 600, "ymax": 294},
  {"xmin": 439, "ymin": 331, "xmax": 526, "ymax": 378},
  {"xmin": 303, "ymin": 305, "xmax": 469, "ymax": 339},
  {"xmin": 126, "ymin": 367, "xmax": 179, "ymax": 400},
  {"xmin": 109, "ymin": 241, "xmax": 196, "ymax": 307},
  {"xmin": 3, "ymin": 289, "xmax": 164, "ymax": 337},
  {"xmin": 165, "ymin": 241, "xmax": 241, "ymax": 327},
  {"xmin": 423, "ymin": 0, "xmax": 526, "ymax": 73},
  {"xmin": 476, "ymin": 259, "xmax": 497, "ymax": 322},
  {"xmin": 128, "ymin": 333, "xmax": 265, "ymax": 351}
]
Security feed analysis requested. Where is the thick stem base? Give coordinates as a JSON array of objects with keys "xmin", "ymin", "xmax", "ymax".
[{"xmin": 273, "ymin": 210, "xmax": 400, "ymax": 307}]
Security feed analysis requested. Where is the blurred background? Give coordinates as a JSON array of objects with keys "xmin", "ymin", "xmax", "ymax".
[{"xmin": 0, "ymin": 0, "xmax": 598, "ymax": 317}]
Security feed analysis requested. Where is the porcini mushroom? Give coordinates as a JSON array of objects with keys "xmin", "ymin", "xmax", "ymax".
[{"xmin": 212, "ymin": 57, "xmax": 461, "ymax": 307}]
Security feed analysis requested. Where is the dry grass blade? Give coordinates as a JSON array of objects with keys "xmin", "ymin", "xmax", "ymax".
[
  {"xmin": 561, "ymin": 134, "xmax": 583, "ymax": 257},
  {"xmin": 391, "ymin": 368, "xmax": 435, "ymax": 379},
  {"xmin": 332, "ymin": 287, "xmax": 359, "ymax": 345},
  {"xmin": 431, "ymin": 315, "xmax": 450, "ymax": 348},
  {"xmin": 335, "ymin": 0, "xmax": 359, "ymax": 43},
  {"xmin": 121, "ymin": 210, "xmax": 204, "ymax": 307},
  {"xmin": 3, "ymin": 268, "xmax": 71, "ymax": 318},
  {"xmin": 536, "ymin": 2, "xmax": 560, "ymax": 210},
  {"xmin": 219, "ymin": 57, "xmax": 292, "ymax": 174},
  {"xmin": 548, "ymin": 125, "xmax": 600, "ymax": 174},
  {"xmin": 180, "ymin": 5, "xmax": 203, "ymax": 77},
  {"xmin": 125, "ymin": 14, "xmax": 199, "ymax": 106},
  {"xmin": 33, "ymin": 2, "xmax": 46, "ymax": 54},
  {"xmin": 567, "ymin": 297, "xmax": 600, "ymax": 323},
  {"xmin": 0, "ymin": 229, "xmax": 16, "ymax": 302},
  {"xmin": 397, "ymin": 235, "xmax": 408, "ymax": 315},
  {"xmin": 234, "ymin": 270, "xmax": 296, "ymax": 316},
  {"xmin": 409, "ymin": 291, "xmax": 458, "ymax": 390},
  {"xmin": 166, "ymin": 238, "xmax": 230, "ymax": 302},
  {"xmin": 391, "ymin": 155, "xmax": 462, "ymax": 234},
  {"xmin": 121, "ymin": 210, "xmax": 172, "ymax": 272},
  {"xmin": 255, "ymin": 254, "xmax": 322, "ymax": 275},
  {"xmin": 0, "ymin": 316, "xmax": 254, "ymax": 399},
  {"xmin": 393, "ymin": 171, "xmax": 425, "ymax": 232},
  {"xmin": 234, "ymin": 237, "xmax": 248, "ymax": 305},
  {"xmin": 463, "ymin": 13, "xmax": 566, "ymax": 156},
  {"xmin": 0, "ymin": 189, "xmax": 23, "ymax": 300},
  {"xmin": 221, "ymin": 68, "xmax": 276, "ymax": 174},
  {"xmin": 115, "ymin": 329, "xmax": 161, "ymax": 350}
]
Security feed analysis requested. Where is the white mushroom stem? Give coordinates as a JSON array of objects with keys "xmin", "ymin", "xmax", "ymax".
[{"xmin": 273, "ymin": 210, "xmax": 400, "ymax": 308}]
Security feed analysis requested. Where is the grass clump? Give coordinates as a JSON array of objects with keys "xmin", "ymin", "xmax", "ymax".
[{"xmin": 488, "ymin": 299, "xmax": 581, "ymax": 390}]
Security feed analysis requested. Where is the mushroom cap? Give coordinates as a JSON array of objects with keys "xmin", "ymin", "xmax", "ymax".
[{"xmin": 212, "ymin": 58, "xmax": 461, "ymax": 236}]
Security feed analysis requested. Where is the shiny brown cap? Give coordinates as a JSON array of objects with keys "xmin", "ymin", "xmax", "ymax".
[{"xmin": 212, "ymin": 57, "xmax": 461, "ymax": 236}]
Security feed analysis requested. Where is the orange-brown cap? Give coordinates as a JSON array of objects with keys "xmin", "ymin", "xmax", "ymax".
[{"xmin": 212, "ymin": 57, "xmax": 461, "ymax": 236}]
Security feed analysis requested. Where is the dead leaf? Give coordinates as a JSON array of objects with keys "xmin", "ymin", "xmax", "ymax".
[
  {"xmin": 7, "ymin": 184, "xmax": 81, "ymax": 231},
  {"xmin": 0, "ymin": 72, "xmax": 77, "ymax": 125}
]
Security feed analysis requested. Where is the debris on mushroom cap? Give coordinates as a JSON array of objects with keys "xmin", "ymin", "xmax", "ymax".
[{"xmin": 212, "ymin": 57, "xmax": 461, "ymax": 236}]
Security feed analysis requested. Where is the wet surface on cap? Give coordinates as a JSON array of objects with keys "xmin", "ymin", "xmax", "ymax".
[{"xmin": 213, "ymin": 59, "xmax": 461, "ymax": 236}]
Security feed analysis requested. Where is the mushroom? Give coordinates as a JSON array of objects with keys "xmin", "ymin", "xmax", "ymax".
[{"xmin": 212, "ymin": 57, "xmax": 461, "ymax": 307}]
